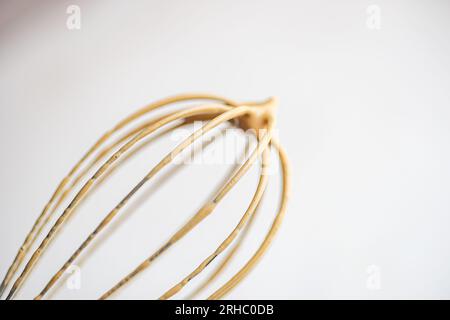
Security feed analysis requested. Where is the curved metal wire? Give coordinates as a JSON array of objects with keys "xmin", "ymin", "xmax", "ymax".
[{"xmin": 1, "ymin": 93, "xmax": 289, "ymax": 300}]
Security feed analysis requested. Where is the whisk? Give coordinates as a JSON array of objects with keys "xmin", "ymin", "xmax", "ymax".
[{"xmin": 0, "ymin": 93, "xmax": 290, "ymax": 300}]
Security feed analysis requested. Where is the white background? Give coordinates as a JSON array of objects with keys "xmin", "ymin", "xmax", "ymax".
[{"xmin": 1, "ymin": 0, "xmax": 450, "ymax": 299}]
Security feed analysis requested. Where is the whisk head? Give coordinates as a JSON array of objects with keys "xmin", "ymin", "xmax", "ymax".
[{"xmin": 1, "ymin": 93, "xmax": 290, "ymax": 300}]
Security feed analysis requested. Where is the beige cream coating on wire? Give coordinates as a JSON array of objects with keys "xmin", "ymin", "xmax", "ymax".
[
  {"xmin": 34, "ymin": 106, "xmax": 252, "ymax": 299},
  {"xmin": 209, "ymin": 139, "xmax": 290, "ymax": 300},
  {"xmin": 2, "ymin": 111, "xmax": 192, "ymax": 297},
  {"xmin": 6, "ymin": 104, "xmax": 231, "ymax": 300},
  {"xmin": 100, "ymin": 127, "xmax": 272, "ymax": 300},
  {"xmin": 0, "ymin": 94, "xmax": 238, "ymax": 298},
  {"xmin": 1, "ymin": 93, "xmax": 290, "ymax": 300},
  {"xmin": 0, "ymin": 94, "xmax": 239, "ymax": 298}
]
